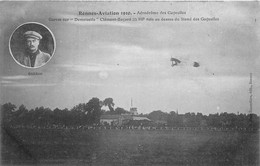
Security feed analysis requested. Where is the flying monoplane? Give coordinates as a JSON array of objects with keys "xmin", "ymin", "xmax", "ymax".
[{"xmin": 170, "ymin": 57, "xmax": 181, "ymax": 67}]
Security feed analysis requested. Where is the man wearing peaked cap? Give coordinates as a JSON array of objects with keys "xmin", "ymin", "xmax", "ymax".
[
  {"xmin": 24, "ymin": 31, "xmax": 43, "ymax": 40},
  {"xmin": 16, "ymin": 31, "xmax": 51, "ymax": 68}
]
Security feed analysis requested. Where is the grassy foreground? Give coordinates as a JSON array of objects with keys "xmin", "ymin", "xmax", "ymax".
[{"xmin": 2, "ymin": 128, "xmax": 259, "ymax": 166}]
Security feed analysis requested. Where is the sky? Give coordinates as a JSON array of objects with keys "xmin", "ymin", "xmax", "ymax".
[{"xmin": 0, "ymin": 2, "xmax": 259, "ymax": 115}]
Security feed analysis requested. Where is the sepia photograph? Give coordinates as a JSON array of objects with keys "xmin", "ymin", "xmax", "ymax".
[{"xmin": 0, "ymin": 1, "xmax": 259, "ymax": 166}]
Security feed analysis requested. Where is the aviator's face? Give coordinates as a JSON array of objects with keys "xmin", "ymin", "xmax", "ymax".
[{"xmin": 26, "ymin": 38, "xmax": 40, "ymax": 53}]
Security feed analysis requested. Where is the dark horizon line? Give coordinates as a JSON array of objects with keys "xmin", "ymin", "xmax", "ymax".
[{"xmin": 1, "ymin": 102, "xmax": 258, "ymax": 116}]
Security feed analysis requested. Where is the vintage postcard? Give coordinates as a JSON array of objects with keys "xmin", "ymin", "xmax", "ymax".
[{"xmin": 0, "ymin": 1, "xmax": 259, "ymax": 165}]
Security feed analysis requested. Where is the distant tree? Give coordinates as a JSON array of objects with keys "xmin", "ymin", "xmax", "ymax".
[
  {"xmin": 18, "ymin": 104, "xmax": 27, "ymax": 113},
  {"xmin": 248, "ymin": 114, "xmax": 259, "ymax": 130},
  {"xmin": 12, "ymin": 105, "xmax": 29, "ymax": 125},
  {"xmin": 86, "ymin": 97, "xmax": 102, "ymax": 124},
  {"xmin": 53, "ymin": 108, "xmax": 71, "ymax": 126},
  {"xmin": 196, "ymin": 112, "xmax": 206, "ymax": 127},
  {"xmin": 148, "ymin": 110, "xmax": 168, "ymax": 123},
  {"xmin": 71, "ymin": 103, "xmax": 87, "ymax": 113},
  {"xmin": 169, "ymin": 111, "xmax": 177, "ymax": 116},
  {"xmin": 167, "ymin": 111, "xmax": 183, "ymax": 127},
  {"xmin": 33, "ymin": 106, "xmax": 46, "ymax": 126},
  {"xmin": 53, "ymin": 108, "xmax": 63, "ymax": 125},
  {"xmin": 70, "ymin": 103, "xmax": 88, "ymax": 126},
  {"xmin": 234, "ymin": 114, "xmax": 247, "ymax": 128},
  {"xmin": 103, "ymin": 98, "xmax": 115, "ymax": 112},
  {"xmin": 1, "ymin": 103, "xmax": 16, "ymax": 125},
  {"xmin": 42, "ymin": 107, "xmax": 54, "ymax": 126},
  {"xmin": 114, "ymin": 107, "xmax": 129, "ymax": 115},
  {"xmin": 183, "ymin": 112, "xmax": 198, "ymax": 127}
]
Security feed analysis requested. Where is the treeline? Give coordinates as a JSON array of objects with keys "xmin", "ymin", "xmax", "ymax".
[
  {"xmin": 147, "ymin": 110, "xmax": 259, "ymax": 130},
  {"xmin": 1, "ymin": 98, "xmax": 102, "ymax": 127},
  {"xmin": 1, "ymin": 98, "xmax": 259, "ymax": 130},
  {"xmin": 1, "ymin": 97, "xmax": 128, "ymax": 127}
]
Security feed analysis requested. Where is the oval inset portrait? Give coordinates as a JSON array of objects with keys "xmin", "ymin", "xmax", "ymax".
[{"xmin": 9, "ymin": 22, "xmax": 56, "ymax": 68}]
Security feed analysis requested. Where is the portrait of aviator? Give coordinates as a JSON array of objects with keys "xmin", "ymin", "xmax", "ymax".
[{"xmin": 9, "ymin": 22, "xmax": 55, "ymax": 68}]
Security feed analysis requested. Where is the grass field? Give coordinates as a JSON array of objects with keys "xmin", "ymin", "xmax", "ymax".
[{"xmin": 2, "ymin": 128, "xmax": 259, "ymax": 166}]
